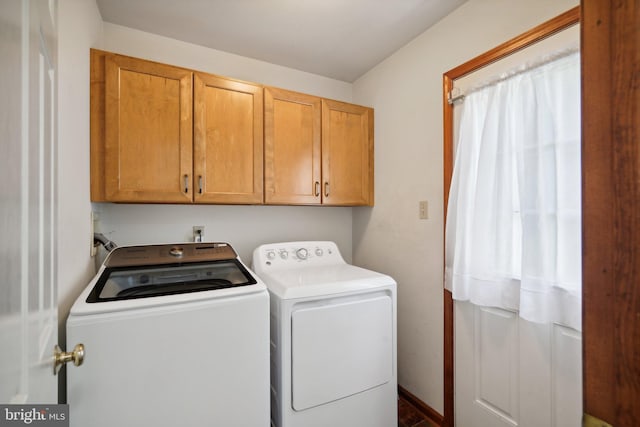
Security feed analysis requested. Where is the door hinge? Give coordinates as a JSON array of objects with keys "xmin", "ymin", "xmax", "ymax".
[{"xmin": 584, "ymin": 413, "xmax": 613, "ymax": 427}]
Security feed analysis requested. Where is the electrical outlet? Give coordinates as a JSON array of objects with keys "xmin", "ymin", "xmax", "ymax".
[
  {"xmin": 193, "ymin": 226, "xmax": 205, "ymax": 243},
  {"xmin": 419, "ymin": 201, "xmax": 428, "ymax": 220}
]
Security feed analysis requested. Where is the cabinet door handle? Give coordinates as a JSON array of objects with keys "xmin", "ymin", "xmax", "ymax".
[
  {"xmin": 183, "ymin": 175, "xmax": 189, "ymax": 193},
  {"xmin": 314, "ymin": 181, "xmax": 320, "ymax": 197},
  {"xmin": 324, "ymin": 182, "xmax": 329, "ymax": 197},
  {"xmin": 198, "ymin": 176, "xmax": 203, "ymax": 194}
]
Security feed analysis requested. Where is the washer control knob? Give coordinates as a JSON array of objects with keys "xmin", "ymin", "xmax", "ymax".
[
  {"xmin": 279, "ymin": 250, "xmax": 289, "ymax": 260},
  {"xmin": 315, "ymin": 248, "xmax": 324, "ymax": 257},
  {"xmin": 266, "ymin": 251, "xmax": 276, "ymax": 260},
  {"xmin": 296, "ymin": 248, "xmax": 308, "ymax": 260},
  {"xmin": 169, "ymin": 247, "xmax": 184, "ymax": 257}
]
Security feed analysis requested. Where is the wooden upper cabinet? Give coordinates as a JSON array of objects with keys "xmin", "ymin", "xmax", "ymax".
[
  {"xmin": 92, "ymin": 49, "xmax": 263, "ymax": 205},
  {"xmin": 265, "ymin": 88, "xmax": 374, "ymax": 206},
  {"xmin": 321, "ymin": 99, "xmax": 374, "ymax": 206},
  {"xmin": 194, "ymin": 73, "xmax": 263, "ymax": 204},
  {"xmin": 104, "ymin": 53, "xmax": 193, "ymax": 203},
  {"xmin": 264, "ymin": 87, "xmax": 322, "ymax": 204},
  {"xmin": 91, "ymin": 49, "xmax": 374, "ymax": 206}
]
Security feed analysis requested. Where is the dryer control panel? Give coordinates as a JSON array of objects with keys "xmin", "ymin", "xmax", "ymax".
[{"xmin": 253, "ymin": 241, "xmax": 345, "ymax": 270}]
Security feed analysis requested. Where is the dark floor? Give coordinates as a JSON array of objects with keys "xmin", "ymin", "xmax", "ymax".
[{"xmin": 398, "ymin": 396, "xmax": 440, "ymax": 427}]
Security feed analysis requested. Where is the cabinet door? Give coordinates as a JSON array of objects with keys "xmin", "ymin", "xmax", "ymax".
[
  {"xmin": 194, "ymin": 73, "xmax": 263, "ymax": 204},
  {"xmin": 104, "ymin": 55, "xmax": 193, "ymax": 203},
  {"xmin": 321, "ymin": 100, "xmax": 374, "ymax": 206},
  {"xmin": 264, "ymin": 87, "xmax": 321, "ymax": 205}
]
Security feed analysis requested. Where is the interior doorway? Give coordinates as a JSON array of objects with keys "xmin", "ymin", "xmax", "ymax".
[{"xmin": 441, "ymin": 7, "xmax": 580, "ymax": 427}]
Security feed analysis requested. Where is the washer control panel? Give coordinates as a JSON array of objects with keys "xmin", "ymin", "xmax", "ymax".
[
  {"xmin": 254, "ymin": 241, "xmax": 344, "ymax": 269},
  {"xmin": 105, "ymin": 242, "xmax": 237, "ymax": 268}
]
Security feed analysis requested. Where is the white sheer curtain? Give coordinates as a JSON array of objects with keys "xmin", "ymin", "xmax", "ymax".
[{"xmin": 445, "ymin": 51, "xmax": 581, "ymax": 331}]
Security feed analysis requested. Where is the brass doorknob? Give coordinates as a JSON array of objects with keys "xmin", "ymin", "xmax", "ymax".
[{"xmin": 53, "ymin": 344, "xmax": 84, "ymax": 375}]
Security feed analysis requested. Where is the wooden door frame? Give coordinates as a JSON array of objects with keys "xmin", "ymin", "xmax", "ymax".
[
  {"xmin": 581, "ymin": 0, "xmax": 640, "ymax": 425},
  {"xmin": 441, "ymin": 7, "xmax": 580, "ymax": 427}
]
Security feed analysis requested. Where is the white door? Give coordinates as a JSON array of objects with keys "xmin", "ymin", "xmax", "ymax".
[
  {"xmin": 454, "ymin": 302, "xmax": 582, "ymax": 427},
  {"xmin": 451, "ymin": 26, "xmax": 582, "ymax": 427},
  {"xmin": 0, "ymin": 0, "xmax": 58, "ymax": 404}
]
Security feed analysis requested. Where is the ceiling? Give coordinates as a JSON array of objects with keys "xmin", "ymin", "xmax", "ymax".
[{"xmin": 95, "ymin": 0, "xmax": 467, "ymax": 82}]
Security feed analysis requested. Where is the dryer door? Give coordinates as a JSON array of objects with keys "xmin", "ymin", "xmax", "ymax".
[{"xmin": 291, "ymin": 293, "xmax": 393, "ymax": 411}]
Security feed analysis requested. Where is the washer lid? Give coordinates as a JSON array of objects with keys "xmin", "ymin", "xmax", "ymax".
[
  {"xmin": 257, "ymin": 264, "xmax": 395, "ymax": 299},
  {"xmin": 87, "ymin": 259, "xmax": 257, "ymax": 303}
]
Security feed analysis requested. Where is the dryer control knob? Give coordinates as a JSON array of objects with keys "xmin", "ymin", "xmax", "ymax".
[
  {"xmin": 315, "ymin": 248, "xmax": 324, "ymax": 257},
  {"xmin": 266, "ymin": 251, "xmax": 276, "ymax": 260},
  {"xmin": 296, "ymin": 248, "xmax": 308, "ymax": 260},
  {"xmin": 279, "ymin": 250, "xmax": 289, "ymax": 260}
]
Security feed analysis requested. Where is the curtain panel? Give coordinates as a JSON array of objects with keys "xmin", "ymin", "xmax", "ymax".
[{"xmin": 445, "ymin": 52, "xmax": 581, "ymax": 331}]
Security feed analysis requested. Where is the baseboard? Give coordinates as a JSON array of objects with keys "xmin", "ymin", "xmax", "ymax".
[{"xmin": 398, "ymin": 385, "xmax": 444, "ymax": 427}]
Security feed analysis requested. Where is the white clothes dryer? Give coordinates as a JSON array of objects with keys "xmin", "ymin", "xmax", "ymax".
[
  {"xmin": 67, "ymin": 242, "xmax": 270, "ymax": 427},
  {"xmin": 252, "ymin": 241, "xmax": 397, "ymax": 427}
]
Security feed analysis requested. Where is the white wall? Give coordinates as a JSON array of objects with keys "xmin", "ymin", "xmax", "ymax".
[
  {"xmin": 92, "ymin": 24, "xmax": 356, "ymax": 265},
  {"xmin": 101, "ymin": 23, "xmax": 352, "ymax": 102},
  {"xmin": 57, "ymin": 0, "xmax": 103, "ymax": 403},
  {"xmin": 94, "ymin": 204, "xmax": 353, "ymax": 265},
  {"xmin": 351, "ymin": 0, "xmax": 578, "ymax": 413},
  {"xmin": 57, "ymin": 0, "xmax": 103, "ymax": 345}
]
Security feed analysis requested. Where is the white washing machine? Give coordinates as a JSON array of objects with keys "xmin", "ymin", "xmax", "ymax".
[
  {"xmin": 252, "ymin": 241, "xmax": 397, "ymax": 427},
  {"xmin": 67, "ymin": 242, "xmax": 270, "ymax": 427}
]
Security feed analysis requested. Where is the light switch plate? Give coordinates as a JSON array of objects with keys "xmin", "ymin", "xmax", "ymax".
[{"xmin": 419, "ymin": 201, "xmax": 428, "ymax": 220}]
